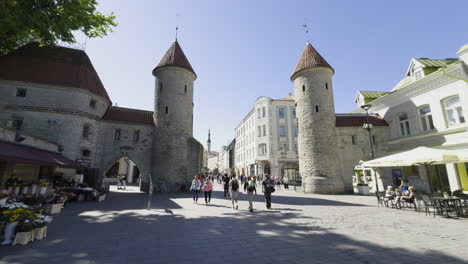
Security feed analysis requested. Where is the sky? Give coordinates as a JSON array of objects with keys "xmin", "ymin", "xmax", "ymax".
[{"xmin": 79, "ymin": 0, "xmax": 468, "ymax": 151}]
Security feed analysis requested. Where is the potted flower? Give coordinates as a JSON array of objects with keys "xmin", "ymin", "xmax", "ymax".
[
  {"xmin": 0, "ymin": 190, "xmax": 11, "ymax": 205},
  {"xmin": 39, "ymin": 182, "xmax": 49, "ymax": 194},
  {"xmin": 1, "ymin": 207, "xmax": 34, "ymax": 245},
  {"xmin": 44, "ymin": 194, "xmax": 62, "ymax": 214},
  {"xmin": 33, "ymin": 215, "xmax": 52, "ymax": 240},
  {"xmin": 30, "ymin": 183, "xmax": 38, "ymax": 195}
]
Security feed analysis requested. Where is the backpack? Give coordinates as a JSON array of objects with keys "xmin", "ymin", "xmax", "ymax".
[
  {"xmin": 247, "ymin": 181, "xmax": 256, "ymax": 192},
  {"xmin": 231, "ymin": 180, "xmax": 239, "ymax": 191},
  {"xmin": 265, "ymin": 180, "xmax": 275, "ymax": 193}
]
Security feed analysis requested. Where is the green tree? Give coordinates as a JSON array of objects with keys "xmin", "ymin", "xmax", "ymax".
[{"xmin": 0, "ymin": 0, "xmax": 117, "ymax": 55}]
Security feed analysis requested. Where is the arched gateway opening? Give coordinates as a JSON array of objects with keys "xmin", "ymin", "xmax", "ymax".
[{"xmin": 101, "ymin": 154, "xmax": 149, "ymax": 192}]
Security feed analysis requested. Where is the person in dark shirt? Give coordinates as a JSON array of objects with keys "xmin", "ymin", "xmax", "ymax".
[
  {"xmin": 222, "ymin": 174, "xmax": 230, "ymax": 198},
  {"xmin": 262, "ymin": 175, "xmax": 275, "ymax": 209}
]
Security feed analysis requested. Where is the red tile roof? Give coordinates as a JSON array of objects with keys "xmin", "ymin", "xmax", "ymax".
[
  {"xmin": 102, "ymin": 106, "xmax": 154, "ymax": 125},
  {"xmin": 291, "ymin": 42, "xmax": 333, "ymax": 79},
  {"xmin": 336, "ymin": 114, "xmax": 388, "ymax": 127},
  {"xmin": 0, "ymin": 43, "xmax": 110, "ymax": 101},
  {"xmin": 0, "ymin": 140, "xmax": 83, "ymax": 169},
  {"xmin": 152, "ymin": 41, "xmax": 196, "ymax": 78}
]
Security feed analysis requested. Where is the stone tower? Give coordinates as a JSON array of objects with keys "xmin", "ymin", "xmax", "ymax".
[
  {"xmin": 207, "ymin": 129, "xmax": 211, "ymax": 152},
  {"xmin": 290, "ymin": 42, "xmax": 344, "ymax": 194},
  {"xmin": 152, "ymin": 40, "xmax": 197, "ymax": 191}
]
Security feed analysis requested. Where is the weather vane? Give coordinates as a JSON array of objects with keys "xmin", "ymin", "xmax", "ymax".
[
  {"xmin": 175, "ymin": 13, "xmax": 180, "ymax": 41},
  {"xmin": 302, "ymin": 19, "xmax": 310, "ymax": 43}
]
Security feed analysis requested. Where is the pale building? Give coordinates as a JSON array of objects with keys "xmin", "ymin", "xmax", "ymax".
[{"xmin": 353, "ymin": 44, "xmax": 468, "ymax": 193}]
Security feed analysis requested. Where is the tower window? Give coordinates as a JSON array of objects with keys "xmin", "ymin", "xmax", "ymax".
[
  {"xmin": 185, "ymin": 85, "xmax": 187, "ymax": 93},
  {"xmin": 325, "ymin": 83, "xmax": 328, "ymax": 90},
  {"xmin": 351, "ymin": 135, "xmax": 356, "ymax": 145},
  {"xmin": 159, "ymin": 82, "xmax": 163, "ymax": 92},
  {"xmin": 82, "ymin": 124, "xmax": 90, "ymax": 138},
  {"xmin": 89, "ymin": 99, "xmax": 96, "ymax": 108},
  {"xmin": 82, "ymin": 149, "xmax": 91, "ymax": 157},
  {"xmin": 134, "ymin": 130, "xmax": 140, "ymax": 142},
  {"xmin": 165, "ymin": 106, "xmax": 168, "ymax": 114},
  {"xmin": 315, "ymin": 105, "xmax": 319, "ymax": 112},
  {"xmin": 16, "ymin": 88, "xmax": 27, "ymax": 97},
  {"xmin": 115, "ymin": 129, "xmax": 121, "ymax": 140},
  {"xmin": 302, "ymin": 85, "xmax": 305, "ymax": 92}
]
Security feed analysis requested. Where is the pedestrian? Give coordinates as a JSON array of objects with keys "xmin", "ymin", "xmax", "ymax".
[
  {"xmin": 282, "ymin": 176, "xmax": 289, "ymax": 189},
  {"xmin": 253, "ymin": 175, "xmax": 257, "ymax": 186},
  {"xmin": 117, "ymin": 175, "xmax": 123, "ymax": 190},
  {"xmin": 275, "ymin": 176, "xmax": 281, "ymax": 190},
  {"xmin": 262, "ymin": 175, "xmax": 275, "ymax": 209},
  {"xmin": 122, "ymin": 175, "xmax": 127, "ymax": 190},
  {"xmin": 244, "ymin": 176, "xmax": 256, "ymax": 212},
  {"xmin": 223, "ymin": 174, "xmax": 230, "ymax": 198},
  {"xmin": 229, "ymin": 175, "xmax": 240, "ymax": 210},
  {"xmin": 190, "ymin": 175, "xmax": 201, "ymax": 204},
  {"xmin": 202, "ymin": 177, "xmax": 213, "ymax": 205}
]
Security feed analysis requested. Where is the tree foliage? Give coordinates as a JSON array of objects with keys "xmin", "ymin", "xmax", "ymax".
[{"xmin": 0, "ymin": 0, "xmax": 117, "ymax": 55}]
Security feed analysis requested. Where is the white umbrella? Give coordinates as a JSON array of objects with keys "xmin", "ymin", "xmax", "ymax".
[{"xmin": 362, "ymin": 147, "xmax": 460, "ymax": 167}]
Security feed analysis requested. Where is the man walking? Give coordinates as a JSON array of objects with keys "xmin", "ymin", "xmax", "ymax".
[
  {"xmin": 244, "ymin": 176, "xmax": 256, "ymax": 212},
  {"xmin": 262, "ymin": 175, "xmax": 275, "ymax": 209},
  {"xmin": 223, "ymin": 174, "xmax": 230, "ymax": 198},
  {"xmin": 229, "ymin": 175, "xmax": 239, "ymax": 210}
]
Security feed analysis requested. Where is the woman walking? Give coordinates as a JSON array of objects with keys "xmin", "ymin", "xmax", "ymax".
[
  {"xmin": 203, "ymin": 177, "xmax": 213, "ymax": 205},
  {"xmin": 190, "ymin": 175, "xmax": 202, "ymax": 204}
]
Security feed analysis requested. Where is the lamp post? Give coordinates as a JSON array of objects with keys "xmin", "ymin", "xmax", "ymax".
[{"xmin": 361, "ymin": 104, "xmax": 380, "ymax": 195}]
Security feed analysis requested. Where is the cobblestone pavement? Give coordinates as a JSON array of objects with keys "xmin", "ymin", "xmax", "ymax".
[{"xmin": 1, "ymin": 183, "xmax": 468, "ymax": 264}]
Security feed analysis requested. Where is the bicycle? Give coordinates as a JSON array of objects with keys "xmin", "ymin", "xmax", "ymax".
[{"xmin": 154, "ymin": 180, "xmax": 167, "ymax": 192}]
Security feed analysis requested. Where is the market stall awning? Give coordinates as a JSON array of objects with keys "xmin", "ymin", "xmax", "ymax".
[
  {"xmin": 0, "ymin": 141, "xmax": 83, "ymax": 169},
  {"xmin": 362, "ymin": 147, "xmax": 467, "ymax": 167}
]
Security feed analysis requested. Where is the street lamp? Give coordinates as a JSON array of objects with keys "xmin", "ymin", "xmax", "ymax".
[{"xmin": 361, "ymin": 104, "xmax": 381, "ymax": 196}]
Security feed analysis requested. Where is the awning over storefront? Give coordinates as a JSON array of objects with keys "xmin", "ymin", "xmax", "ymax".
[
  {"xmin": 362, "ymin": 147, "xmax": 468, "ymax": 167},
  {"xmin": 0, "ymin": 141, "xmax": 83, "ymax": 169}
]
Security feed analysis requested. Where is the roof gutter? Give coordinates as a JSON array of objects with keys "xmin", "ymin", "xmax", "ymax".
[{"xmin": 440, "ymin": 68, "xmax": 468, "ymax": 83}]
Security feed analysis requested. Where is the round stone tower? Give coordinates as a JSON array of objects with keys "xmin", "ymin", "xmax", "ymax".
[
  {"xmin": 290, "ymin": 42, "xmax": 344, "ymax": 194},
  {"xmin": 152, "ymin": 40, "xmax": 197, "ymax": 191}
]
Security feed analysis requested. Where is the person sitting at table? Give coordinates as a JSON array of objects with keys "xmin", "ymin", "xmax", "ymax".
[
  {"xmin": 384, "ymin": 186, "xmax": 395, "ymax": 207},
  {"xmin": 394, "ymin": 186, "xmax": 415, "ymax": 209},
  {"xmin": 399, "ymin": 179, "xmax": 410, "ymax": 195}
]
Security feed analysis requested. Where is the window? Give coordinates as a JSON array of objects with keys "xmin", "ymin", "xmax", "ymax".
[
  {"xmin": 82, "ymin": 149, "xmax": 91, "ymax": 157},
  {"xmin": 293, "ymin": 126, "xmax": 298, "ymax": 137},
  {"xmin": 414, "ymin": 70, "xmax": 423, "ymax": 80},
  {"xmin": 302, "ymin": 85, "xmax": 305, "ymax": 92},
  {"xmin": 159, "ymin": 82, "xmax": 163, "ymax": 92},
  {"xmin": 12, "ymin": 119, "xmax": 23, "ymax": 130},
  {"xmin": 258, "ymin": 126, "xmax": 261, "ymax": 137},
  {"xmin": 292, "ymin": 108, "xmax": 296, "ymax": 117},
  {"xmin": 262, "ymin": 107, "xmax": 266, "ymax": 118},
  {"xmin": 325, "ymin": 83, "xmax": 328, "ymax": 90},
  {"xmin": 280, "ymin": 143, "xmax": 287, "ymax": 151},
  {"xmin": 294, "ymin": 143, "xmax": 298, "ymax": 154},
  {"xmin": 82, "ymin": 124, "xmax": 90, "ymax": 138},
  {"xmin": 372, "ymin": 135, "xmax": 376, "ymax": 145},
  {"xmin": 279, "ymin": 126, "xmax": 286, "ymax": 137},
  {"xmin": 263, "ymin": 125, "xmax": 266, "ymax": 136},
  {"xmin": 398, "ymin": 113, "xmax": 411, "ymax": 136},
  {"xmin": 418, "ymin": 105, "xmax": 435, "ymax": 132},
  {"xmin": 89, "ymin": 99, "xmax": 96, "ymax": 108},
  {"xmin": 258, "ymin": 143, "xmax": 267, "ymax": 156},
  {"xmin": 16, "ymin": 88, "xmax": 26, "ymax": 97},
  {"xmin": 257, "ymin": 109, "xmax": 261, "ymax": 119},
  {"xmin": 115, "ymin": 129, "xmax": 121, "ymax": 140},
  {"xmin": 184, "ymin": 85, "xmax": 187, "ymax": 93},
  {"xmin": 443, "ymin": 96, "xmax": 465, "ymax": 127},
  {"xmin": 351, "ymin": 135, "xmax": 356, "ymax": 145},
  {"xmin": 279, "ymin": 108, "xmax": 285, "ymax": 118},
  {"xmin": 134, "ymin": 130, "xmax": 140, "ymax": 142},
  {"xmin": 165, "ymin": 106, "xmax": 168, "ymax": 114},
  {"xmin": 315, "ymin": 105, "xmax": 319, "ymax": 112}
]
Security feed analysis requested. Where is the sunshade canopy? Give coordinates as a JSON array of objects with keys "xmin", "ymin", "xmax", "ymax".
[
  {"xmin": 0, "ymin": 140, "xmax": 83, "ymax": 169},
  {"xmin": 362, "ymin": 147, "xmax": 468, "ymax": 167}
]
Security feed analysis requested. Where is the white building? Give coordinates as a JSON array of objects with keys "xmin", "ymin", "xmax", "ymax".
[{"xmin": 353, "ymin": 44, "xmax": 468, "ymax": 193}]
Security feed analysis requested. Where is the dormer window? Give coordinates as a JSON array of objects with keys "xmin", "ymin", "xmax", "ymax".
[{"xmin": 414, "ymin": 70, "xmax": 423, "ymax": 80}]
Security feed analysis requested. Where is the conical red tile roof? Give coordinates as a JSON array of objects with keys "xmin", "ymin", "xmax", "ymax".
[
  {"xmin": 153, "ymin": 41, "xmax": 196, "ymax": 78},
  {"xmin": 291, "ymin": 42, "xmax": 333, "ymax": 80}
]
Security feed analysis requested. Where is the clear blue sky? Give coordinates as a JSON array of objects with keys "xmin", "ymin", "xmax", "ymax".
[{"xmin": 80, "ymin": 0, "xmax": 468, "ymax": 151}]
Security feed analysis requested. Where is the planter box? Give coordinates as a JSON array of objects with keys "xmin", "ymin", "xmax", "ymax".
[
  {"xmin": 39, "ymin": 187, "xmax": 48, "ymax": 195},
  {"xmin": 45, "ymin": 203, "xmax": 62, "ymax": 214},
  {"xmin": 33, "ymin": 227, "xmax": 47, "ymax": 240},
  {"xmin": 98, "ymin": 194, "xmax": 106, "ymax": 202},
  {"xmin": 21, "ymin": 186, "xmax": 29, "ymax": 195},
  {"xmin": 13, "ymin": 231, "xmax": 34, "ymax": 245}
]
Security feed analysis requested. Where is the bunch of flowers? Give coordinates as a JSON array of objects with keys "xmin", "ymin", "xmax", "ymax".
[
  {"xmin": 0, "ymin": 190, "xmax": 11, "ymax": 199},
  {"xmin": 1, "ymin": 207, "xmax": 34, "ymax": 223},
  {"xmin": 33, "ymin": 215, "xmax": 53, "ymax": 228}
]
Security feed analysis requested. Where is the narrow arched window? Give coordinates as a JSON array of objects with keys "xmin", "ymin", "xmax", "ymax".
[
  {"xmin": 185, "ymin": 85, "xmax": 187, "ymax": 93},
  {"xmin": 302, "ymin": 85, "xmax": 305, "ymax": 92},
  {"xmin": 315, "ymin": 105, "xmax": 319, "ymax": 112},
  {"xmin": 165, "ymin": 106, "xmax": 168, "ymax": 114},
  {"xmin": 325, "ymin": 83, "xmax": 328, "ymax": 90}
]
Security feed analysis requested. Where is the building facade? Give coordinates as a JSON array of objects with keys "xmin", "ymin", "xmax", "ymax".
[{"xmin": 0, "ymin": 41, "xmax": 204, "ymax": 192}]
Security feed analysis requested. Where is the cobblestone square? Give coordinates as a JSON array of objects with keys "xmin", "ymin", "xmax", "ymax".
[{"xmin": 1, "ymin": 184, "xmax": 467, "ymax": 264}]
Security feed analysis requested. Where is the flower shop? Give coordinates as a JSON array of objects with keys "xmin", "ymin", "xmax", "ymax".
[{"xmin": 0, "ymin": 140, "xmax": 108, "ymax": 246}]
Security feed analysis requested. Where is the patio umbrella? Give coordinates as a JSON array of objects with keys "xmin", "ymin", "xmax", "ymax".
[{"xmin": 362, "ymin": 147, "xmax": 464, "ymax": 193}]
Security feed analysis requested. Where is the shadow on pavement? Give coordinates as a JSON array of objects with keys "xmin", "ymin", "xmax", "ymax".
[{"xmin": 1, "ymin": 190, "xmax": 466, "ymax": 264}]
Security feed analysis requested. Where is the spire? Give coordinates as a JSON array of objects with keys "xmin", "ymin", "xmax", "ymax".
[
  {"xmin": 291, "ymin": 42, "xmax": 333, "ymax": 80},
  {"xmin": 207, "ymin": 129, "xmax": 211, "ymax": 152},
  {"xmin": 152, "ymin": 41, "xmax": 196, "ymax": 78}
]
